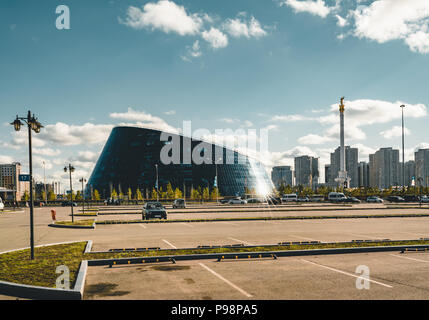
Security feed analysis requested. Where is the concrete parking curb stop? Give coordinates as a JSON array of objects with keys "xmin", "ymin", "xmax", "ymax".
[{"xmin": 0, "ymin": 241, "xmax": 91, "ymax": 300}]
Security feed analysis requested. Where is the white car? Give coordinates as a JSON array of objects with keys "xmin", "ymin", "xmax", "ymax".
[
  {"xmin": 0, "ymin": 197, "xmax": 4, "ymax": 211},
  {"xmin": 421, "ymin": 196, "xmax": 429, "ymax": 203},
  {"xmin": 366, "ymin": 196, "xmax": 383, "ymax": 203},
  {"xmin": 228, "ymin": 198, "xmax": 247, "ymax": 204}
]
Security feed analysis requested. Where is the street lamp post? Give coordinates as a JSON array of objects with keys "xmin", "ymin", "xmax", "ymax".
[
  {"xmin": 64, "ymin": 164, "xmax": 75, "ymax": 222},
  {"xmin": 10, "ymin": 111, "xmax": 43, "ymax": 260},
  {"xmin": 400, "ymin": 105, "xmax": 406, "ymax": 192},
  {"xmin": 79, "ymin": 178, "xmax": 87, "ymax": 215},
  {"xmin": 155, "ymin": 164, "xmax": 159, "ymax": 201}
]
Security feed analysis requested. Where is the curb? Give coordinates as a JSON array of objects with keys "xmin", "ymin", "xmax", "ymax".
[
  {"xmin": 0, "ymin": 241, "xmax": 91, "ymax": 300},
  {"xmin": 49, "ymin": 222, "xmax": 96, "ymax": 229},
  {"xmin": 87, "ymin": 244, "xmax": 429, "ymax": 266}
]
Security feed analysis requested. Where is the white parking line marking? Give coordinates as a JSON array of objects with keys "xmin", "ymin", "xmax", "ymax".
[
  {"xmin": 199, "ymin": 263, "xmax": 253, "ymax": 298},
  {"xmin": 389, "ymin": 254, "xmax": 429, "ymax": 263},
  {"xmin": 227, "ymin": 237, "xmax": 254, "ymax": 246},
  {"xmin": 139, "ymin": 224, "xmax": 147, "ymax": 229},
  {"xmin": 290, "ymin": 235, "xmax": 322, "ymax": 242},
  {"xmin": 162, "ymin": 239, "xmax": 177, "ymax": 249},
  {"xmin": 181, "ymin": 223, "xmax": 194, "ymax": 228},
  {"xmin": 221, "ymin": 221, "xmax": 239, "ymax": 226},
  {"xmin": 300, "ymin": 259, "xmax": 393, "ymax": 288},
  {"xmin": 348, "ymin": 233, "xmax": 382, "ymax": 240}
]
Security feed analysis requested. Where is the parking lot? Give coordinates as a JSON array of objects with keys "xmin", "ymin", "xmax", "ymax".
[
  {"xmin": 2, "ymin": 204, "xmax": 429, "ymax": 299},
  {"xmin": 84, "ymin": 251, "xmax": 429, "ymax": 300}
]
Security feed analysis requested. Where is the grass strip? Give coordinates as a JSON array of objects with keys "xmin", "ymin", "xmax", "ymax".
[
  {"xmin": 93, "ymin": 213, "xmax": 429, "ymax": 225},
  {"xmin": 54, "ymin": 219, "xmax": 95, "ymax": 227},
  {"xmin": 2, "ymin": 239, "xmax": 429, "ymax": 289}
]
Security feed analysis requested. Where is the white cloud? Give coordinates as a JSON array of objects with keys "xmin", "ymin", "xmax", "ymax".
[
  {"xmin": 352, "ymin": 0, "xmax": 429, "ymax": 53},
  {"xmin": 223, "ymin": 16, "xmax": 267, "ymax": 38},
  {"xmin": 38, "ymin": 122, "xmax": 114, "ymax": 146},
  {"xmin": 33, "ymin": 148, "xmax": 61, "ymax": 157},
  {"xmin": 380, "ymin": 126, "xmax": 411, "ymax": 139},
  {"xmin": 120, "ymin": 0, "xmax": 204, "ymax": 36},
  {"xmin": 335, "ymin": 14, "xmax": 348, "ymax": 27},
  {"xmin": 164, "ymin": 110, "xmax": 176, "ymax": 115},
  {"xmin": 181, "ymin": 40, "xmax": 202, "ymax": 61},
  {"xmin": 201, "ymin": 27, "xmax": 228, "ymax": 49},
  {"xmin": 282, "ymin": 0, "xmax": 334, "ymax": 18},
  {"xmin": 270, "ymin": 114, "xmax": 312, "ymax": 122},
  {"xmin": 111, "ymin": 108, "xmax": 179, "ymax": 134},
  {"xmin": 0, "ymin": 155, "xmax": 14, "ymax": 164},
  {"xmin": 298, "ymin": 133, "xmax": 334, "ymax": 145}
]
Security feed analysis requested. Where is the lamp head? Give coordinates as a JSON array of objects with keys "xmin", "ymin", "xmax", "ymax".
[{"xmin": 11, "ymin": 117, "xmax": 22, "ymax": 131}]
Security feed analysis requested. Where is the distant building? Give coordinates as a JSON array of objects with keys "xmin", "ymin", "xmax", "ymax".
[
  {"xmin": 35, "ymin": 182, "xmax": 54, "ymax": 198},
  {"xmin": 399, "ymin": 161, "xmax": 415, "ymax": 187},
  {"xmin": 0, "ymin": 162, "xmax": 29, "ymax": 201},
  {"xmin": 324, "ymin": 164, "xmax": 331, "ymax": 185},
  {"xmin": 294, "ymin": 156, "xmax": 319, "ymax": 188},
  {"xmin": 369, "ymin": 148, "xmax": 400, "ymax": 189},
  {"xmin": 357, "ymin": 162, "xmax": 370, "ymax": 187},
  {"xmin": 271, "ymin": 166, "xmax": 293, "ymax": 189},
  {"xmin": 415, "ymin": 149, "xmax": 429, "ymax": 187},
  {"xmin": 328, "ymin": 146, "xmax": 358, "ymax": 188}
]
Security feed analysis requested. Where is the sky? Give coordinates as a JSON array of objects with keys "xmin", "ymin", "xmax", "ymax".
[{"xmin": 1, "ymin": 0, "xmax": 429, "ymax": 191}]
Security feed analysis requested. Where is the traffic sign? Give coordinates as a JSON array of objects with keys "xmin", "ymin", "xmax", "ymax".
[{"xmin": 19, "ymin": 174, "xmax": 30, "ymax": 182}]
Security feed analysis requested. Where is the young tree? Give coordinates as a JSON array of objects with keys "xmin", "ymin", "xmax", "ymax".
[
  {"xmin": 174, "ymin": 187, "xmax": 183, "ymax": 199},
  {"xmin": 48, "ymin": 190, "xmax": 56, "ymax": 201},
  {"xmin": 151, "ymin": 188, "xmax": 157, "ymax": 200},
  {"xmin": 127, "ymin": 188, "xmax": 133, "ymax": 201},
  {"xmin": 202, "ymin": 187, "xmax": 210, "ymax": 201},
  {"xmin": 210, "ymin": 187, "xmax": 219, "ymax": 201},
  {"xmin": 93, "ymin": 189, "xmax": 100, "ymax": 201},
  {"xmin": 22, "ymin": 191, "xmax": 29, "ymax": 202},
  {"xmin": 111, "ymin": 188, "xmax": 118, "ymax": 199},
  {"xmin": 166, "ymin": 183, "xmax": 174, "ymax": 199},
  {"xmin": 135, "ymin": 189, "xmax": 143, "ymax": 201},
  {"xmin": 76, "ymin": 190, "xmax": 82, "ymax": 201}
]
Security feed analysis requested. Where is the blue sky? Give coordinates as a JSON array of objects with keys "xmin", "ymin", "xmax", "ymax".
[{"xmin": 1, "ymin": 0, "xmax": 429, "ymax": 189}]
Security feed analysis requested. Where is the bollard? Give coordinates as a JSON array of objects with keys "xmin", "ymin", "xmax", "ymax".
[{"xmin": 51, "ymin": 209, "xmax": 56, "ymax": 222}]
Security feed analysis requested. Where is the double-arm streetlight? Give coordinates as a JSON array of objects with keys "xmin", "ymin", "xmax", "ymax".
[
  {"xmin": 79, "ymin": 178, "xmax": 87, "ymax": 214},
  {"xmin": 64, "ymin": 164, "xmax": 75, "ymax": 222},
  {"xmin": 400, "ymin": 104, "xmax": 406, "ymax": 192},
  {"xmin": 11, "ymin": 111, "xmax": 43, "ymax": 260}
]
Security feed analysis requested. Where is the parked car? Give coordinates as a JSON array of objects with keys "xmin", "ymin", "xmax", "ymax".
[
  {"xmin": 403, "ymin": 195, "xmax": 421, "ymax": 202},
  {"xmin": 172, "ymin": 199, "xmax": 186, "ymax": 209},
  {"xmin": 228, "ymin": 198, "xmax": 247, "ymax": 204},
  {"xmin": 297, "ymin": 197, "xmax": 310, "ymax": 202},
  {"xmin": 220, "ymin": 199, "xmax": 230, "ymax": 204},
  {"xmin": 310, "ymin": 195, "xmax": 325, "ymax": 202},
  {"xmin": 0, "ymin": 197, "xmax": 4, "ymax": 211},
  {"xmin": 246, "ymin": 198, "xmax": 266, "ymax": 204},
  {"xmin": 386, "ymin": 196, "xmax": 405, "ymax": 203},
  {"xmin": 142, "ymin": 202, "xmax": 167, "ymax": 220},
  {"xmin": 266, "ymin": 196, "xmax": 282, "ymax": 205},
  {"xmin": 420, "ymin": 195, "xmax": 429, "ymax": 203},
  {"xmin": 343, "ymin": 197, "xmax": 361, "ymax": 203},
  {"xmin": 61, "ymin": 201, "xmax": 77, "ymax": 207},
  {"xmin": 281, "ymin": 194, "xmax": 297, "ymax": 202},
  {"xmin": 104, "ymin": 198, "xmax": 122, "ymax": 205},
  {"xmin": 328, "ymin": 192, "xmax": 347, "ymax": 202},
  {"xmin": 366, "ymin": 196, "xmax": 383, "ymax": 203}
]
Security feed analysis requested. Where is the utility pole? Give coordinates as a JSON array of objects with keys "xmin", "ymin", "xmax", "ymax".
[{"xmin": 400, "ymin": 105, "xmax": 406, "ymax": 192}]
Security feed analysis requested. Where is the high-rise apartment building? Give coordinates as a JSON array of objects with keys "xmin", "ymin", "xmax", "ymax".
[
  {"xmin": 271, "ymin": 166, "xmax": 293, "ymax": 189},
  {"xmin": 294, "ymin": 156, "xmax": 319, "ymax": 187},
  {"xmin": 357, "ymin": 161, "xmax": 370, "ymax": 187},
  {"xmin": 0, "ymin": 162, "xmax": 29, "ymax": 201},
  {"xmin": 369, "ymin": 148, "xmax": 400, "ymax": 189},
  {"xmin": 415, "ymin": 149, "xmax": 429, "ymax": 187},
  {"xmin": 328, "ymin": 146, "xmax": 358, "ymax": 188}
]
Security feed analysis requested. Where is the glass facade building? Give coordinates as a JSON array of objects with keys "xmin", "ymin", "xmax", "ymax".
[{"xmin": 87, "ymin": 127, "xmax": 273, "ymax": 198}]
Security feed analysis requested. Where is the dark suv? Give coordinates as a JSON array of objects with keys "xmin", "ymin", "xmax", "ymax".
[
  {"xmin": 142, "ymin": 202, "xmax": 167, "ymax": 220},
  {"xmin": 386, "ymin": 196, "xmax": 405, "ymax": 203}
]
